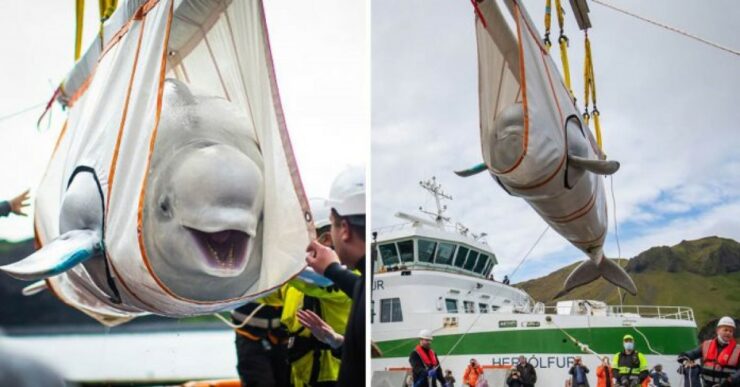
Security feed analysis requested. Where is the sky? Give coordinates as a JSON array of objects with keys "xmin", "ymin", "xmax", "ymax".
[
  {"xmin": 0, "ymin": 0, "xmax": 368, "ymax": 242},
  {"xmin": 371, "ymin": 0, "xmax": 740, "ymax": 283}
]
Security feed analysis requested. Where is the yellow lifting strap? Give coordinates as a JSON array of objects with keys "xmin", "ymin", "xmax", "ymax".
[
  {"xmin": 75, "ymin": 0, "xmax": 85, "ymax": 61},
  {"xmin": 544, "ymin": 0, "xmax": 553, "ymax": 50},
  {"xmin": 74, "ymin": 0, "xmax": 117, "ymax": 60},
  {"xmin": 98, "ymin": 0, "xmax": 118, "ymax": 46},
  {"xmin": 583, "ymin": 31, "xmax": 603, "ymax": 150},
  {"xmin": 554, "ymin": 0, "xmax": 573, "ymax": 96}
]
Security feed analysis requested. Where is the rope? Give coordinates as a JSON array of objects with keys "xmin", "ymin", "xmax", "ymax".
[
  {"xmin": 592, "ymin": 0, "xmax": 740, "ymax": 58},
  {"xmin": 548, "ymin": 317, "xmax": 602, "ymax": 361},
  {"xmin": 631, "ymin": 326, "xmax": 662, "ymax": 355},
  {"xmin": 609, "ymin": 175, "xmax": 625, "ymax": 309},
  {"xmin": 509, "ymin": 225, "xmax": 549, "ymax": 280},
  {"xmin": 0, "ymin": 102, "xmax": 46, "ymax": 123},
  {"xmin": 440, "ymin": 313, "xmax": 484, "ymax": 362},
  {"xmin": 211, "ymin": 303, "xmax": 266, "ymax": 329}
]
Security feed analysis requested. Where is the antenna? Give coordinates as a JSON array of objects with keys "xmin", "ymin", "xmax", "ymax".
[{"xmin": 418, "ymin": 176, "xmax": 452, "ymax": 225}]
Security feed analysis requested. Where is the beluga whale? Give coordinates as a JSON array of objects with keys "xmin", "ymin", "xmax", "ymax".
[
  {"xmin": 1, "ymin": 0, "xmax": 312, "ymax": 325},
  {"xmin": 456, "ymin": 0, "xmax": 636, "ymax": 296},
  {"xmin": 2, "ymin": 79, "xmax": 266, "ymax": 308}
]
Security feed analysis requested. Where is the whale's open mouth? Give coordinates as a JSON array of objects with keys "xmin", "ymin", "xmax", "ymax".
[{"xmin": 186, "ymin": 227, "xmax": 249, "ymax": 275}]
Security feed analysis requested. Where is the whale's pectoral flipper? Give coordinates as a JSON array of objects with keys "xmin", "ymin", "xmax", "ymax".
[
  {"xmin": 561, "ymin": 257, "xmax": 637, "ymax": 297},
  {"xmin": 297, "ymin": 267, "xmax": 334, "ymax": 287},
  {"xmin": 22, "ymin": 280, "xmax": 48, "ymax": 296},
  {"xmin": 454, "ymin": 163, "xmax": 488, "ymax": 177},
  {"xmin": 568, "ymin": 155, "xmax": 620, "ymax": 176},
  {"xmin": 0, "ymin": 229, "xmax": 102, "ymax": 281}
]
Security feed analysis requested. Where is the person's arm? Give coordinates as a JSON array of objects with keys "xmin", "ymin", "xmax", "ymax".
[
  {"xmin": 0, "ymin": 201, "xmax": 10, "ymax": 217},
  {"xmin": 612, "ymin": 354, "xmax": 622, "ymax": 379},
  {"xmin": 569, "ymin": 366, "xmax": 575, "ymax": 375},
  {"xmin": 435, "ymin": 367, "xmax": 445, "ymax": 384},
  {"xmin": 727, "ymin": 368, "xmax": 740, "ymax": 386},
  {"xmin": 323, "ymin": 262, "xmax": 360, "ymax": 299},
  {"xmin": 530, "ymin": 364, "xmax": 537, "ymax": 383},
  {"xmin": 637, "ymin": 353, "xmax": 649, "ymax": 382},
  {"xmin": 409, "ymin": 352, "xmax": 425, "ymax": 380},
  {"xmin": 463, "ymin": 366, "xmax": 470, "ymax": 384},
  {"xmin": 584, "ymin": 366, "xmax": 589, "ymax": 373},
  {"xmin": 678, "ymin": 346, "xmax": 703, "ymax": 363}
]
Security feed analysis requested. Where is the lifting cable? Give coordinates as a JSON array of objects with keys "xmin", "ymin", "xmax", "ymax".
[{"xmin": 592, "ymin": 0, "xmax": 740, "ymax": 58}]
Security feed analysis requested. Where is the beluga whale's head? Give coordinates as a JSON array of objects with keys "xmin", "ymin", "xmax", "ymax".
[{"xmin": 143, "ymin": 79, "xmax": 264, "ymax": 301}]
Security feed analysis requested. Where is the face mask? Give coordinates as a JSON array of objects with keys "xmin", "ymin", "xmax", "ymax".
[{"xmin": 624, "ymin": 342, "xmax": 634, "ymax": 351}]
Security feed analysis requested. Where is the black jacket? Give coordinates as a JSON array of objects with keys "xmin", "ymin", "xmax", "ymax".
[
  {"xmin": 409, "ymin": 348, "xmax": 445, "ymax": 387},
  {"xmin": 516, "ymin": 363, "xmax": 537, "ymax": 386},
  {"xmin": 569, "ymin": 365, "xmax": 591, "ymax": 386},
  {"xmin": 324, "ymin": 258, "xmax": 365, "ymax": 387}
]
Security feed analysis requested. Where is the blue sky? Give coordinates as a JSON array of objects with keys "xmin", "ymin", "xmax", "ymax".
[{"xmin": 371, "ymin": 0, "xmax": 740, "ymax": 283}]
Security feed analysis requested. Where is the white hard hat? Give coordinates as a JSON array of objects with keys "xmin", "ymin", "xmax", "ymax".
[
  {"xmin": 419, "ymin": 329, "xmax": 433, "ymax": 340},
  {"xmin": 309, "ymin": 197, "xmax": 331, "ymax": 229},
  {"xmin": 718, "ymin": 316, "xmax": 736, "ymax": 329},
  {"xmin": 327, "ymin": 166, "xmax": 365, "ymax": 217}
]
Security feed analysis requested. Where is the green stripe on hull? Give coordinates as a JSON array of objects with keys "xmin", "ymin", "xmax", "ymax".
[{"xmin": 376, "ymin": 326, "xmax": 698, "ymax": 358}]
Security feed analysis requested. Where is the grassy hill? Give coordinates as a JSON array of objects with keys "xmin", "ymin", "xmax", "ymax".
[{"xmin": 517, "ymin": 236, "xmax": 740, "ymax": 333}]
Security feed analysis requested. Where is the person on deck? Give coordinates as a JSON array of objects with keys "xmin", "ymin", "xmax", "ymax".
[
  {"xmin": 596, "ymin": 357, "xmax": 613, "ymax": 387},
  {"xmin": 516, "ymin": 356, "xmax": 537, "ymax": 387},
  {"xmin": 612, "ymin": 335, "xmax": 649, "ymax": 387},
  {"xmin": 569, "ymin": 356, "xmax": 590, "ymax": 387},
  {"xmin": 463, "ymin": 358, "xmax": 484, "ymax": 386},
  {"xmin": 678, "ymin": 316, "xmax": 740, "ymax": 387},
  {"xmin": 409, "ymin": 329, "xmax": 446, "ymax": 387},
  {"xmin": 305, "ymin": 166, "xmax": 366, "ymax": 387}
]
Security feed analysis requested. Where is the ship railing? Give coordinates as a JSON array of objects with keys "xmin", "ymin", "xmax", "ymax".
[
  {"xmin": 537, "ymin": 304, "xmax": 695, "ymax": 322},
  {"xmin": 606, "ymin": 305, "xmax": 695, "ymax": 321}
]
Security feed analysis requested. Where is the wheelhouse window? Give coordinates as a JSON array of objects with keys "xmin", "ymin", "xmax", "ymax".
[
  {"xmin": 491, "ymin": 305, "xmax": 500, "ymax": 312},
  {"xmin": 464, "ymin": 251, "xmax": 479, "ymax": 271},
  {"xmin": 397, "ymin": 240, "xmax": 414, "ymax": 263},
  {"xmin": 474, "ymin": 254, "xmax": 488, "ymax": 273},
  {"xmin": 435, "ymin": 242, "xmax": 456, "ymax": 265},
  {"xmin": 445, "ymin": 298, "xmax": 458, "ymax": 313},
  {"xmin": 479, "ymin": 303, "xmax": 489, "ymax": 314},
  {"xmin": 380, "ymin": 298, "xmax": 403, "ymax": 323},
  {"xmin": 379, "ymin": 243, "xmax": 400, "ymax": 267},
  {"xmin": 464, "ymin": 301, "xmax": 476, "ymax": 314},
  {"xmin": 418, "ymin": 239, "xmax": 437, "ymax": 263},
  {"xmin": 454, "ymin": 246, "xmax": 469, "ymax": 268}
]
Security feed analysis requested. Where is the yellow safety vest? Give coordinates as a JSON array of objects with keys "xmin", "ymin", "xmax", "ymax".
[{"xmin": 282, "ymin": 278, "xmax": 353, "ymax": 386}]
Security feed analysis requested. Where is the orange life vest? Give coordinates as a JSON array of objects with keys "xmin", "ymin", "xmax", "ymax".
[{"xmin": 415, "ymin": 345, "xmax": 439, "ymax": 368}]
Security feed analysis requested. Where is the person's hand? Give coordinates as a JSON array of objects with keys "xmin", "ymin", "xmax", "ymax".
[
  {"xmin": 9, "ymin": 189, "xmax": 30, "ymax": 216},
  {"xmin": 296, "ymin": 309, "xmax": 343, "ymax": 348},
  {"xmin": 305, "ymin": 240, "xmax": 340, "ymax": 274}
]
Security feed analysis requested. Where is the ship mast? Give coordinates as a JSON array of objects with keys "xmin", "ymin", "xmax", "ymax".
[{"xmin": 418, "ymin": 177, "xmax": 452, "ymax": 226}]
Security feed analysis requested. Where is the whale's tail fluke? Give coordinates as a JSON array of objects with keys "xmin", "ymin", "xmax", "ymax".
[{"xmin": 557, "ymin": 257, "xmax": 637, "ymax": 298}]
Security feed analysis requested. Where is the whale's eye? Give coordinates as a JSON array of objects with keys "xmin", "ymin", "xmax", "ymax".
[{"xmin": 159, "ymin": 196, "xmax": 172, "ymax": 217}]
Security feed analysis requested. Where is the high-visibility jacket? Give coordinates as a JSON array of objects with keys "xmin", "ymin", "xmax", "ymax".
[
  {"xmin": 595, "ymin": 365, "xmax": 612, "ymax": 387},
  {"xmin": 463, "ymin": 364, "xmax": 484, "ymax": 386},
  {"xmin": 700, "ymin": 338, "xmax": 740, "ymax": 385},
  {"xmin": 282, "ymin": 278, "xmax": 353, "ymax": 386},
  {"xmin": 612, "ymin": 351, "xmax": 648, "ymax": 380}
]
